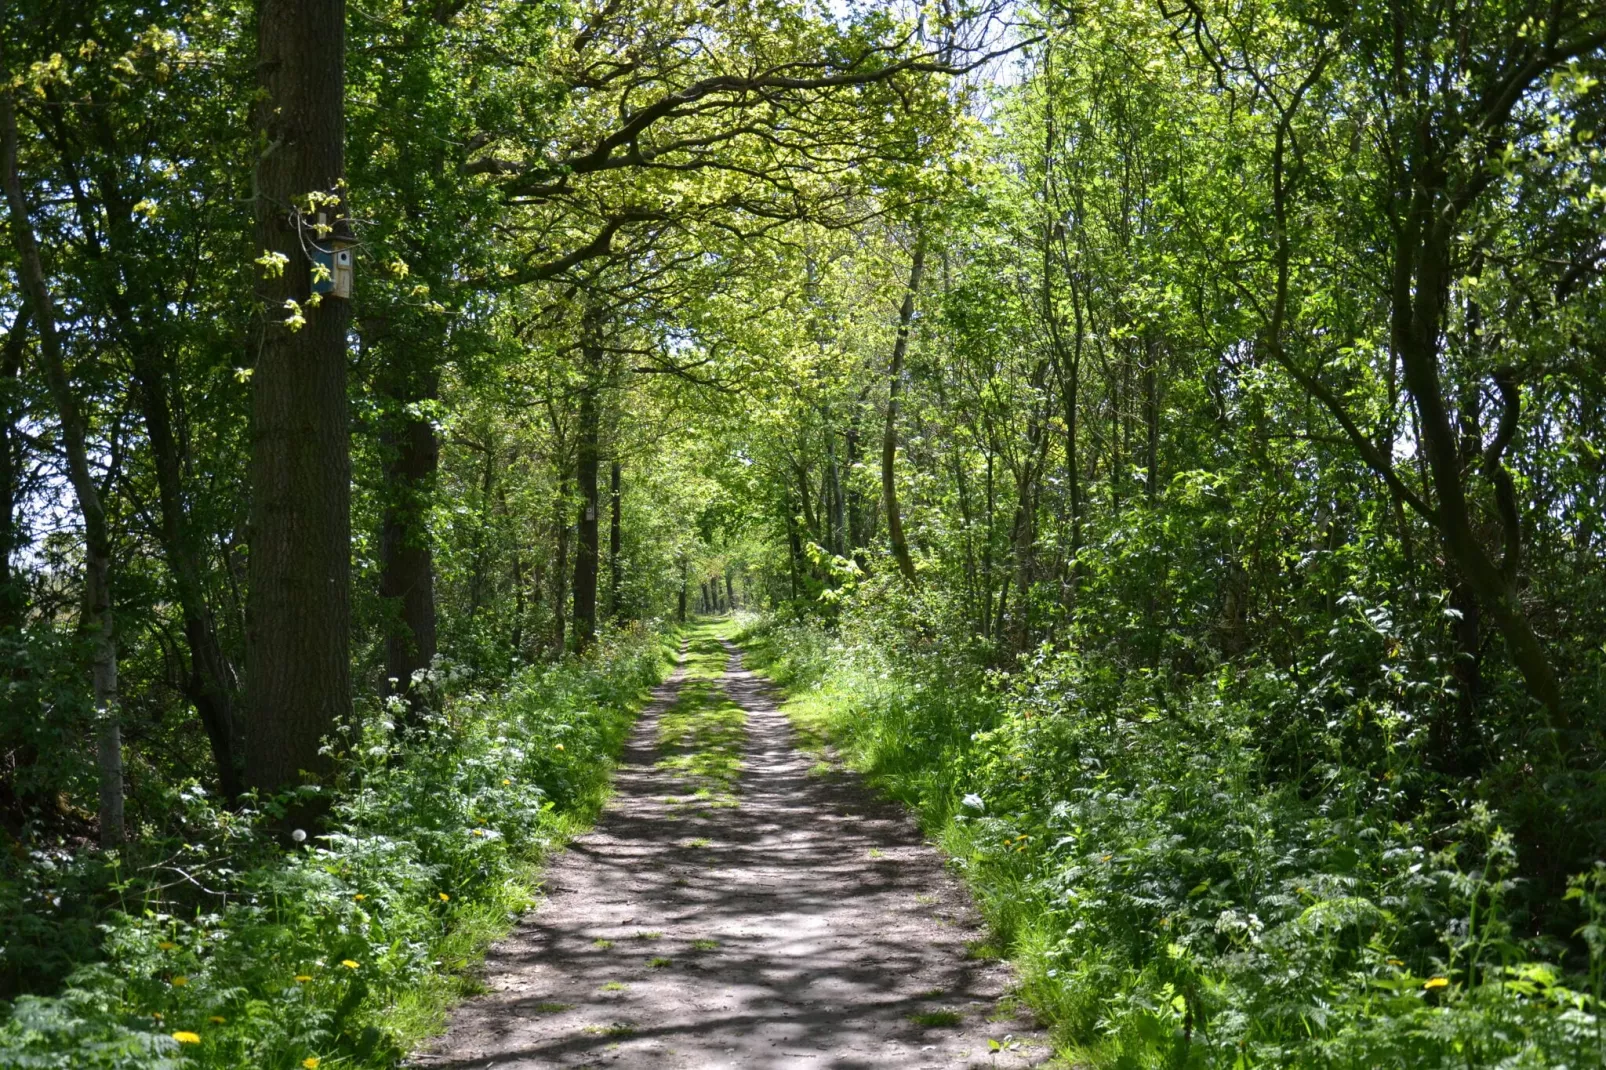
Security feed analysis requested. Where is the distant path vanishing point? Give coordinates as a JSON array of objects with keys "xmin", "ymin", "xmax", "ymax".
[{"xmin": 413, "ymin": 634, "xmax": 1050, "ymax": 1069}]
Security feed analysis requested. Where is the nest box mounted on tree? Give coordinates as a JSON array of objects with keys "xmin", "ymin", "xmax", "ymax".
[{"xmin": 309, "ymin": 211, "xmax": 354, "ymax": 300}]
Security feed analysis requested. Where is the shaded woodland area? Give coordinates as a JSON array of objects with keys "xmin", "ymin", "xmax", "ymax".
[{"xmin": 1, "ymin": 0, "xmax": 1605, "ymax": 1065}]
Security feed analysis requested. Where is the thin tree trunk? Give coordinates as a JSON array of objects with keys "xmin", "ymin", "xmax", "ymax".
[
  {"xmin": 1393, "ymin": 226, "xmax": 1565, "ymax": 726},
  {"xmin": 796, "ymin": 463, "xmax": 818, "ymax": 544},
  {"xmin": 1, "ymin": 83, "xmax": 123, "ymax": 844},
  {"xmin": 55, "ymin": 124, "xmax": 250, "ymax": 800},
  {"xmin": 882, "ymin": 235, "xmax": 926, "ymax": 585},
  {"xmin": 509, "ymin": 503, "xmax": 525, "ymax": 659},
  {"xmin": 0, "ymin": 309, "xmax": 30, "ymax": 632},
  {"xmin": 1143, "ymin": 339, "xmax": 1160, "ymax": 502},
  {"xmin": 608, "ymin": 459, "xmax": 622, "ymax": 620},
  {"xmin": 467, "ymin": 442, "xmax": 496, "ymax": 619},
  {"xmin": 553, "ymin": 473, "xmax": 570, "ymax": 652},
  {"xmin": 826, "ymin": 414, "xmax": 845, "ymax": 558},
  {"xmin": 845, "ymin": 390, "xmax": 869, "ymax": 565},
  {"xmin": 677, "ymin": 553, "xmax": 689, "ymax": 622},
  {"xmin": 379, "ymin": 363, "xmax": 439, "ymax": 710},
  {"xmin": 131, "ymin": 352, "xmax": 245, "ymax": 798},
  {"xmin": 786, "ymin": 493, "xmax": 804, "ymax": 599},
  {"xmin": 572, "ymin": 304, "xmax": 602, "ymax": 651}
]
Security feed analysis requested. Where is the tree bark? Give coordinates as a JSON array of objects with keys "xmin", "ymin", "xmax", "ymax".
[
  {"xmin": 553, "ymin": 473, "xmax": 570, "ymax": 652},
  {"xmin": 378, "ymin": 365, "xmax": 439, "ymax": 706},
  {"xmin": 40, "ymin": 116, "xmax": 248, "ymax": 799},
  {"xmin": 0, "ymin": 309, "xmax": 29, "ymax": 632},
  {"xmin": 246, "ymin": 0, "xmax": 352, "ymax": 797},
  {"xmin": 1, "ymin": 83, "xmax": 123, "ymax": 845},
  {"xmin": 677, "ymin": 553, "xmax": 689, "ymax": 622},
  {"xmin": 882, "ymin": 235, "xmax": 926, "ymax": 585},
  {"xmin": 572, "ymin": 304, "xmax": 603, "ymax": 651},
  {"xmin": 1392, "ymin": 217, "xmax": 1565, "ymax": 727},
  {"xmin": 608, "ymin": 459, "xmax": 622, "ymax": 620},
  {"xmin": 130, "ymin": 349, "xmax": 244, "ymax": 799}
]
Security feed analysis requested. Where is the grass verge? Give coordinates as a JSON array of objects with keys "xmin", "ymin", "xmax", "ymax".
[
  {"xmin": 736, "ymin": 615, "xmax": 1606, "ymax": 1070},
  {"xmin": 0, "ymin": 626, "xmax": 679, "ymax": 1069}
]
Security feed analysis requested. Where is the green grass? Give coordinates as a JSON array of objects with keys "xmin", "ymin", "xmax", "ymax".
[
  {"xmin": 655, "ymin": 619, "xmax": 746, "ymax": 805},
  {"xmin": 909, "ymin": 1010, "xmax": 964, "ymax": 1028},
  {"xmin": 736, "ymin": 615, "xmax": 1606, "ymax": 1070},
  {"xmin": 0, "ymin": 628, "xmax": 680, "ymax": 1069},
  {"xmin": 581, "ymin": 1021, "xmax": 635, "ymax": 1037}
]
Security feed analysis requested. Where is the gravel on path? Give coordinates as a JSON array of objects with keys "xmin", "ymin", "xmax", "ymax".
[{"xmin": 411, "ymin": 636, "xmax": 1050, "ymax": 1069}]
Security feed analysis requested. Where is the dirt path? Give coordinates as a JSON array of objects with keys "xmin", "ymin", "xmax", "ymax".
[{"xmin": 413, "ymin": 633, "xmax": 1049, "ymax": 1069}]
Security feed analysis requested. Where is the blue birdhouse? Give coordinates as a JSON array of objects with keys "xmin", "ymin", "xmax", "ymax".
[{"xmin": 311, "ymin": 242, "xmax": 353, "ymax": 299}]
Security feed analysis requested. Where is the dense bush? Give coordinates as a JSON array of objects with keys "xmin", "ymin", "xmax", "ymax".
[
  {"xmin": 0, "ymin": 628, "xmax": 671, "ymax": 1069},
  {"xmin": 742, "ymin": 609, "xmax": 1606, "ymax": 1068}
]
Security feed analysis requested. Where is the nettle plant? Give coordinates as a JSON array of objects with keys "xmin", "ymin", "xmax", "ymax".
[{"xmin": 0, "ymin": 631, "xmax": 666, "ymax": 1069}]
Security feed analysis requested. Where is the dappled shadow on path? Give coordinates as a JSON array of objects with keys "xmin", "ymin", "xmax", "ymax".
[{"xmin": 411, "ymin": 639, "xmax": 1047, "ymax": 1069}]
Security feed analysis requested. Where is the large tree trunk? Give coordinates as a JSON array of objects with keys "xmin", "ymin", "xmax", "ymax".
[
  {"xmin": 246, "ymin": 0, "xmax": 352, "ymax": 797},
  {"xmin": 1, "ymin": 86, "xmax": 123, "ymax": 845},
  {"xmin": 571, "ymin": 306, "xmax": 603, "ymax": 651},
  {"xmin": 378, "ymin": 365, "xmax": 439, "ymax": 706},
  {"xmin": 881, "ymin": 236, "xmax": 926, "ymax": 585}
]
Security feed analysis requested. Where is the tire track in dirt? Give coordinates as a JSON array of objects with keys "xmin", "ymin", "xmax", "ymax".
[{"xmin": 412, "ymin": 631, "xmax": 1049, "ymax": 1069}]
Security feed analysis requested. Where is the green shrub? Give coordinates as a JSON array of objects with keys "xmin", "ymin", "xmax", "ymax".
[
  {"xmin": 746, "ymin": 615, "xmax": 1606, "ymax": 1069},
  {"xmin": 0, "ymin": 627, "xmax": 672, "ymax": 1069}
]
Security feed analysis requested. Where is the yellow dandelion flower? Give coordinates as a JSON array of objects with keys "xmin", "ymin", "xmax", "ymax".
[
  {"xmin": 341, "ymin": 960, "xmax": 360, "ymax": 970},
  {"xmin": 353, "ymin": 893, "xmax": 367, "ymax": 901},
  {"xmin": 438, "ymin": 892, "xmax": 450, "ymax": 902},
  {"xmin": 303, "ymin": 1058, "xmax": 321, "ymax": 1069},
  {"xmin": 294, "ymin": 974, "xmax": 313, "ymax": 983},
  {"xmin": 1387, "ymin": 958, "xmax": 1404, "ymax": 967},
  {"xmin": 502, "ymin": 778, "xmax": 511, "ymax": 785},
  {"xmin": 171, "ymin": 1031, "xmax": 201, "ymax": 1044},
  {"xmin": 152, "ymin": 1012, "xmax": 164, "ymax": 1021},
  {"xmin": 1424, "ymin": 977, "xmax": 1449, "ymax": 989},
  {"xmin": 554, "ymin": 743, "xmax": 565, "ymax": 751},
  {"xmin": 170, "ymin": 976, "xmax": 188, "ymax": 986},
  {"xmin": 472, "ymin": 829, "xmax": 485, "ymax": 836}
]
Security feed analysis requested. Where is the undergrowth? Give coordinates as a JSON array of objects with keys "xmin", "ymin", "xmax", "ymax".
[
  {"xmin": 739, "ymin": 612, "xmax": 1606, "ymax": 1069},
  {"xmin": 0, "ymin": 626, "xmax": 674, "ymax": 1069}
]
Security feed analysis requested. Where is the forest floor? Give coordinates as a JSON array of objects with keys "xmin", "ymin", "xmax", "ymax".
[{"xmin": 411, "ymin": 620, "xmax": 1049, "ymax": 1068}]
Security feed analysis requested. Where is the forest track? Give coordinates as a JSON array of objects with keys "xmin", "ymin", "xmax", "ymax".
[{"xmin": 412, "ymin": 628, "xmax": 1049, "ymax": 1069}]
